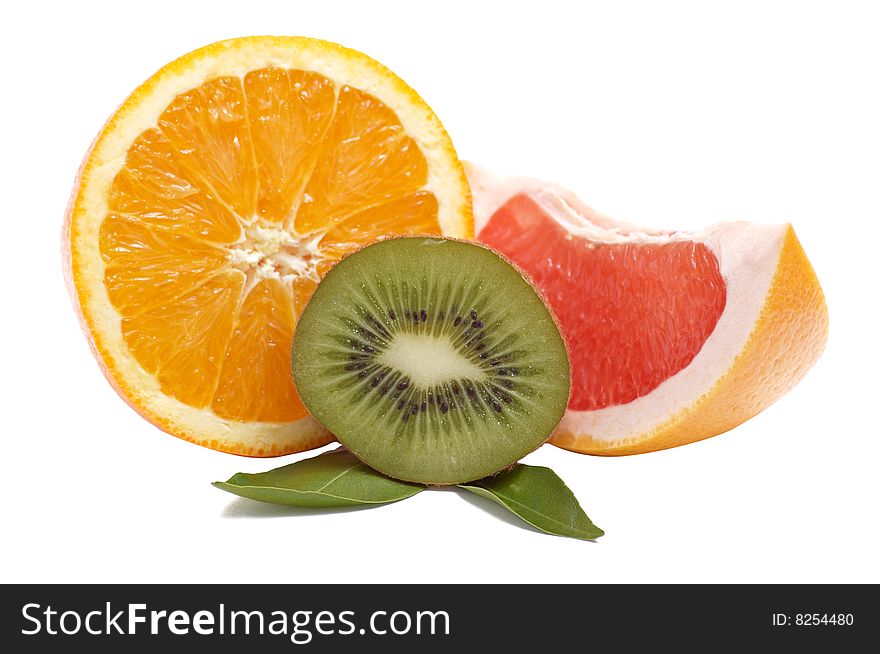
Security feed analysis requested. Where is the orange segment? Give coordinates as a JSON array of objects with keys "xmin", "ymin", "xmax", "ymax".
[
  {"xmin": 320, "ymin": 191, "xmax": 440, "ymax": 258},
  {"xmin": 65, "ymin": 36, "xmax": 472, "ymax": 456},
  {"xmin": 158, "ymin": 76, "xmax": 258, "ymax": 220},
  {"xmin": 212, "ymin": 279, "xmax": 305, "ymax": 422},
  {"xmin": 108, "ymin": 128, "xmax": 241, "ymax": 243},
  {"xmin": 292, "ymin": 276, "xmax": 320, "ymax": 318},
  {"xmin": 294, "ymin": 85, "xmax": 428, "ymax": 233},
  {"xmin": 243, "ymin": 68, "xmax": 337, "ymax": 223},
  {"xmin": 100, "ymin": 215, "xmax": 229, "ymax": 315},
  {"xmin": 121, "ymin": 272, "xmax": 243, "ymax": 407}
]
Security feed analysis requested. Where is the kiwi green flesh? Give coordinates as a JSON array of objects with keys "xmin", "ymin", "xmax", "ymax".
[{"xmin": 291, "ymin": 237, "xmax": 571, "ymax": 485}]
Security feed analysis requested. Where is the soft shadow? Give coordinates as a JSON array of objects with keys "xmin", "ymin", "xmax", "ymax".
[
  {"xmin": 454, "ymin": 487, "xmax": 546, "ymax": 536},
  {"xmin": 221, "ymin": 496, "xmax": 387, "ymax": 519}
]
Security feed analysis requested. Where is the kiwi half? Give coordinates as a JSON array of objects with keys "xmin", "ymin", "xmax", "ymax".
[{"xmin": 291, "ymin": 237, "xmax": 570, "ymax": 485}]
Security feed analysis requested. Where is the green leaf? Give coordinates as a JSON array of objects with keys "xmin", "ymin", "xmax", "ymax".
[
  {"xmin": 213, "ymin": 450, "xmax": 424, "ymax": 508},
  {"xmin": 459, "ymin": 464, "xmax": 604, "ymax": 540}
]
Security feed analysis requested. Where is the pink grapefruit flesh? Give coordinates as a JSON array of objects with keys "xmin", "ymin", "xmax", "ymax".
[{"xmin": 480, "ymin": 193, "xmax": 727, "ymax": 411}]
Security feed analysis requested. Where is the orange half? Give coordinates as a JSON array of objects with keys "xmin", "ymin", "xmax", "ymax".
[{"xmin": 64, "ymin": 37, "xmax": 473, "ymax": 456}]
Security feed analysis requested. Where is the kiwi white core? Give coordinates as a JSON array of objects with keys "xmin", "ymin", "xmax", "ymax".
[{"xmin": 377, "ymin": 333, "xmax": 485, "ymax": 388}]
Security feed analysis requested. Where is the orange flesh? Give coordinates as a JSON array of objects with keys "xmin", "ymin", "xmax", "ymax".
[
  {"xmin": 100, "ymin": 68, "xmax": 441, "ymax": 422},
  {"xmin": 478, "ymin": 194, "xmax": 727, "ymax": 410}
]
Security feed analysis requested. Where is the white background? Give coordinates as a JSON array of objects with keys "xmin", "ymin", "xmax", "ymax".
[{"xmin": 2, "ymin": 0, "xmax": 878, "ymax": 584}]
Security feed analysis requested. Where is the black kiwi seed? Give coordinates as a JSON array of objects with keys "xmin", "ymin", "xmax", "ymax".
[
  {"xmin": 410, "ymin": 406, "xmax": 419, "ymax": 415},
  {"xmin": 420, "ymin": 402, "xmax": 427, "ymax": 412},
  {"xmin": 479, "ymin": 352, "xmax": 489, "ymax": 359},
  {"xmin": 470, "ymin": 309, "xmax": 478, "ymax": 320},
  {"xmin": 404, "ymin": 309, "xmax": 411, "ymax": 318},
  {"xmin": 452, "ymin": 384, "xmax": 460, "ymax": 395},
  {"xmin": 420, "ymin": 310, "xmax": 427, "ymax": 321},
  {"xmin": 476, "ymin": 343, "xmax": 486, "ymax": 351},
  {"xmin": 397, "ymin": 380, "xmax": 409, "ymax": 390},
  {"xmin": 388, "ymin": 309, "xmax": 396, "ymax": 320},
  {"xmin": 492, "ymin": 402, "xmax": 502, "ymax": 412},
  {"xmin": 454, "ymin": 316, "xmax": 462, "ymax": 326},
  {"xmin": 440, "ymin": 403, "xmax": 449, "ymax": 414},
  {"xmin": 397, "ymin": 399, "xmax": 405, "ymax": 410}
]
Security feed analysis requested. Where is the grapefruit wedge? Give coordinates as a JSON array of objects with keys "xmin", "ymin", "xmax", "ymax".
[
  {"xmin": 64, "ymin": 37, "xmax": 472, "ymax": 456},
  {"xmin": 468, "ymin": 164, "xmax": 828, "ymax": 455}
]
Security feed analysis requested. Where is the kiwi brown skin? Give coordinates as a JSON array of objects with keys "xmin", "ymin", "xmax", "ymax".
[{"xmin": 291, "ymin": 235, "xmax": 572, "ymax": 485}]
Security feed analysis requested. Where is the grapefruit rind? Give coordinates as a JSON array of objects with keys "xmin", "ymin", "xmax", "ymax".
[
  {"xmin": 64, "ymin": 37, "xmax": 472, "ymax": 456},
  {"xmin": 467, "ymin": 163, "xmax": 828, "ymax": 455}
]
